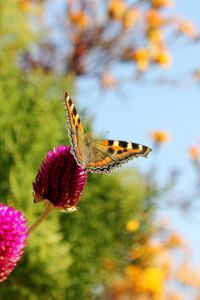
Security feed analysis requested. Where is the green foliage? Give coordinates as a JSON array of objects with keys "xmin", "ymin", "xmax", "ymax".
[
  {"xmin": 60, "ymin": 170, "xmax": 152, "ymax": 300},
  {"xmin": 0, "ymin": 2, "xmax": 155, "ymax": 299},
  {"xmin": 0, "ymin": 0, "xmax": 33, "ymax": 53},
  {"xmin": 0, "ymin": 61, "xmax": 72, "ymax": 208}
]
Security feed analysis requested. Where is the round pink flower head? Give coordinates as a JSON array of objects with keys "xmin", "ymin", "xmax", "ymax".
[
  {"xmin": 33, "ymin": 145, "xmax": 87, "ymax": 210},
  {"xmin": 0, "ymin": 204, "xmax": 28, "ymax": 282}
]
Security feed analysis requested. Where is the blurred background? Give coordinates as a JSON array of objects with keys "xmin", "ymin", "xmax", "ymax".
[{"xmin": 1, "ymin": 0, "xmax": 200, "ymax": 299}]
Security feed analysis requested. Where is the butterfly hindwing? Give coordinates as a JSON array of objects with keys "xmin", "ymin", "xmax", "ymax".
[{"xmin": 85, "ymin": 139, "xmax": 151, "ymax": 173}]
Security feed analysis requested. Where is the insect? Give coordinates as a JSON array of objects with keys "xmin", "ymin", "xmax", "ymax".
[{"xmin": 63, "ymin": 91, "xmax": 152, "ymax": 173}]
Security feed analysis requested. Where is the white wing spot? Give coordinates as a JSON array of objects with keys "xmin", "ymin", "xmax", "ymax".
[
  {"xmin": 113, "ymin": 141, "xmax": 119, "ymax": 146},
  {"xmin": 127, "ymin": 142, "xmax": 132, "ymax": 149}
]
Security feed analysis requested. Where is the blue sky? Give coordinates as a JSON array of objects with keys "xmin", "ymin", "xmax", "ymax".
[{"xmin": 73, "ymin": 1, "xmax": 200, "ymax": 269}]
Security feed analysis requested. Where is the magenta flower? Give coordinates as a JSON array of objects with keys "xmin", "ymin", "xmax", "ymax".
[
  {"xmin": 0, "ymin": 204, "xmax": 28, "ymax": 282},
  {"xmin": 33, "ymin": 145, "xmax": 87, "ymax": 210}
]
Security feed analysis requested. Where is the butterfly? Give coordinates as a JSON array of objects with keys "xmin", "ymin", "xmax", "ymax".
[{"xmin": 63, "ymin": 91, "xmax": 152, "ymax": 174}]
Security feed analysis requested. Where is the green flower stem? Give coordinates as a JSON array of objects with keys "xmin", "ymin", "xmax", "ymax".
[{"xmin": 28, "ymin": 201, "xmax": 54, "ymax": 235}]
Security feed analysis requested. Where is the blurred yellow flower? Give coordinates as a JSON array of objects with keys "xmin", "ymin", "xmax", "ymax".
[
  {"xmin": 189, "ymin": 145, "xmax": 200, "ymax": 160},
  {"xmin": 140, "ymin": 267, "xmax": 164, "ymax": 294},
  {"xmin": 101, "ymin": 72, "xmax": 118, "ymax": 89},
  {"xmin": 133, "ymin": 48, "xmax": 150, "ymax": 71},
  {"xmin": 167, "ymin": 233, "xmax": 183, "ymax": 248},
  {"xmin": 102, "ymin": 258, "xmax": 116, "ymax": 271},
  {"xmin": 177, "ymin": 20, "xmax": 197, "ymax": 38},
  {"xmin": 146, "ymin": 9, "xmax": 164, "ymax": 28},
  {"xmin": 126, "ymin": 219, "xmax": 140, "ymax": 232},
  {"xmin": 146, "ymin": 242, "xmax": 164, "ymax": 256},
  {"xmin": 69, "ymin": 11, "xmax": 90, "ymax": 29},
  {"xmin": 154, "ymin": 48, "xmax": 172, "ymax": 67},
  {"xmin": 122, "ymin": 8, "xmax": 140, "ymax": 30},
  {"xmin": 130, "ymin": 244, "xmax": 146, "ymax": 259},
  {"xmin": 151, "ymin": 0, "xmax": 174, "ymax": 9},
  {"xmin": 130, "ymin": 243, "xmax": 164, "ymax": 264},
  {"xmin": 108, "ymin": 0, "xmax": 126, "ymax": 21},
  {"xmin": 19, "ymin": 0, "xmax": 31, "ymax": 11},
  {"xmin": 147, "ymin": 29, "xmax": 163, "ymax": 44},
  {"xmin": 150, "ymin": 130, "xmax": 170, "ymax": 145},
  {"xmin": 124, "ymin": 265, "xmax": 141, "ymax": 282},
  {"xmin": 125, "ymin": 265, "xmax": 164, "ymax": 294}
]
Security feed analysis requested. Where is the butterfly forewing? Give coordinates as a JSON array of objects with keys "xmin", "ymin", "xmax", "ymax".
[{"xmin": 63, "ymin": 91, "xmax": 85, "ymax": 166}]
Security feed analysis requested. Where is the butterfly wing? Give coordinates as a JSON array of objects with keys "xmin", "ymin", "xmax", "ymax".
[
  {"xmin": 63, "ymin": 91, "xmax": 152, "ymax": 173},
  {"xmin": 63, "ymin": 91, "xmax": 85, "ymax": 166},
  {"xmin": 85, "ymin": 139, "xmax": 152, "ymax": 173}
]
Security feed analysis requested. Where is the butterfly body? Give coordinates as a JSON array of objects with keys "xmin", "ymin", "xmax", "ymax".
[{"xmin": 64, "ymin": 91, "xmax": 152, "ymax": 173}]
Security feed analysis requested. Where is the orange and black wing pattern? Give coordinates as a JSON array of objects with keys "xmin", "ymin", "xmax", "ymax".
[
  {"xmin": 63, "ymin": 91, "xmax": 84, "ymax": 166},
  {"xmin": 63, "ymin": 90, "xmax": 152, "ymax": 173},
  {"xmin": 85, "ymin": 139, "xmax": 152, "ymax": 173}
]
